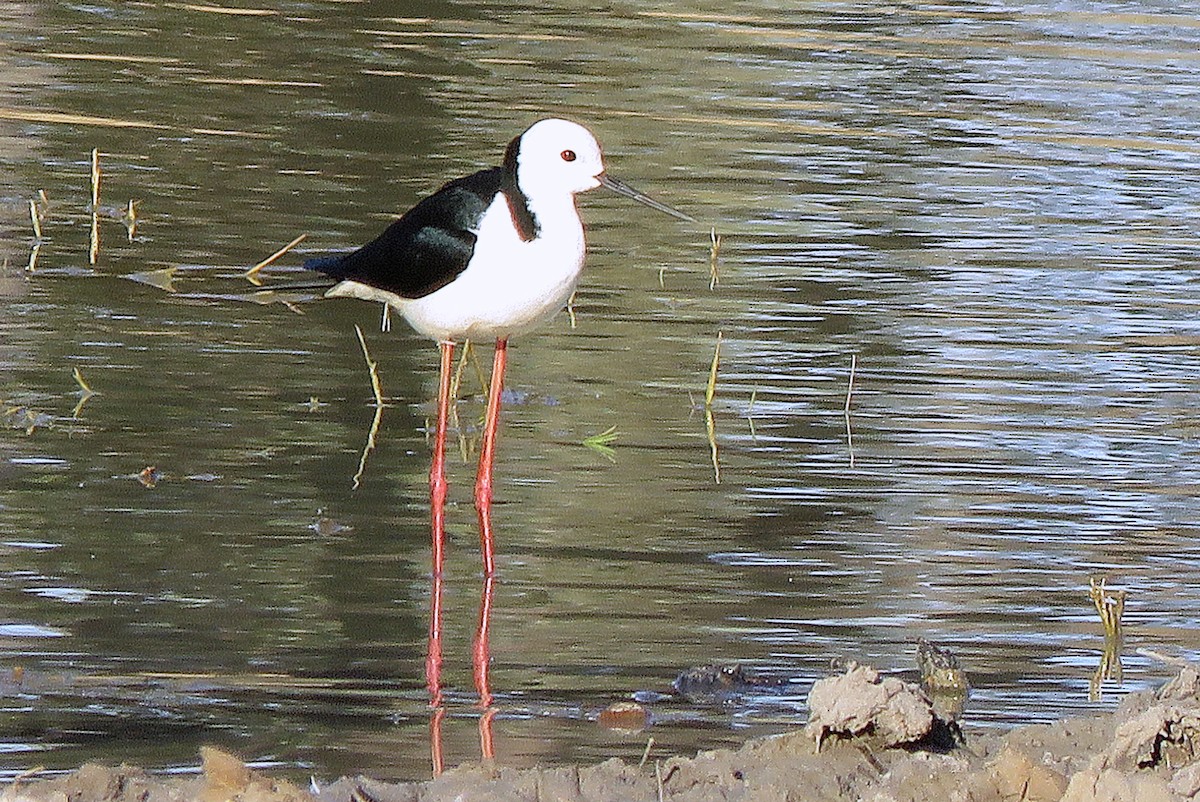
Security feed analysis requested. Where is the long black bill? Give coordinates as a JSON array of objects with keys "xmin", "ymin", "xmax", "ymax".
[{"xmin": 599, "ymin": 173, "xmax": 695, "ymax": 222}]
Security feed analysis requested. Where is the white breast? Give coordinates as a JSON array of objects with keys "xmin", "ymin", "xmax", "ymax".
[{"xmin": 399, "ymin": 193, "xmax": 586, "ymax": 343}]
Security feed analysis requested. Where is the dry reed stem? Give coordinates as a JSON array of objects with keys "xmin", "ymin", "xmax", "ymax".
[
  {"xmin": 123, "ymin": 199, "xmax": 139, "ymax": 241},
  {"xmin": 638, "ymin": 737, "xmax": 655, "ymax": 769},
  {"xmin": 355, "ymin": 324, "xmax": 385, "ymax": 407},
  {"xmin": 352, "ymin": 325, "xmax": 387, "ymax": 491},
  {"xmin": 71, "ymin": 366, "xmax": 98, "ymax": 419},
  {"xmin": 450, "ymin": 339, "xmax": 471, "ymax": 402},
  {"xmin": 1089, "ymin": 576, "xmax": 1126, "ymax": 637},
  {"xmin": 90, "ymin": 148, "xmax": 100, "ymax": 208},
  {"xmin": 89, "ymin": 148, "xmax": 101, "ymax": 265},
  {"xmin": 89, "ymin": 213, "xmax": 99, "ymax": 264},
  {"xmin": 353, "ymin": 404, "xmax": 384, "ymax": 492},
  {"xmin": 28, "ymin": 199, "xmax": 41, "ymax": 240},
  {"xmin": 705, "ymin": 331, "xmax": 722, "ymax": 407},
  {"xmin": 708, "ymin": 227, "xmax": 721, "ymax": 290},
  {"xmin": 845, "ymin": 354, "xmax": 857, "ymax": 468},
  {"xmin": 705, "ymin": 332, "xmax": 723, "ymax": 483},
  {"xmin": 244, "ymin": 233, "xmax": 306, "ymax": 284}
]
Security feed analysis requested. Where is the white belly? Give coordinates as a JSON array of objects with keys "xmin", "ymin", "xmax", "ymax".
[{"xmin": 330, "ymin": 195, "xmax": 586, "ymax": 343}]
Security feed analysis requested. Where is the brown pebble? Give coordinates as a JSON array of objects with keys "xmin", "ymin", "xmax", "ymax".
[{"xmin": 598, "ymin": 701, "xmax": 648, "ymax": 731}]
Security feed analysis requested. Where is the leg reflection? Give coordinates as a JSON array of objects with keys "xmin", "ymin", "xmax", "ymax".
[
  {"xmin": 473, "ymin": 572, "xmax": 497, "ymax": 760},
  {"xmin": 426, "ymin": 563, "xmax": 447, "ymax": 776}
]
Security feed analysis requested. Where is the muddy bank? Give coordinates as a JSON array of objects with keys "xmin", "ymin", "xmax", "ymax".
[{"xmin": 6, "ymin": 664, "xmax": 1200, "ymax": 802}]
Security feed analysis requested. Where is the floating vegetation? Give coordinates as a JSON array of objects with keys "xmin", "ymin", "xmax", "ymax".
[
  {"xmin": 310, "ymin": 510, "xmax": 353, "ymax": 537},
  {"xmin": 244, "ymin": 233, "xmax": 306, "ymax": 285},
  {"xmin": 126, "ymin": 266, "xmax": 179, "ymax": 292},
  {"xmin": 168, "ymin": 3, "xmax": 280, "ymax": 16},
  {"xmin": 136, "ymin": 466, "xmax": 164, "ymax": 488},
  {"xmin": 3, "ymin": 405, "xmax": 52, "ymax": 435},
  {"xmin": 0, "ymin": 108, "xmax": 168, "ymax": 130},
  {"xmin": 567, "ymin": 289, "xmax": 577, "ymax": 329},
  {"xmin": 243, "ymin": 288, "xmax": 309, "ymax": 314},
  {"xmin": 582, "ymin": 424, "xmax": 619, "ymax": 463}
]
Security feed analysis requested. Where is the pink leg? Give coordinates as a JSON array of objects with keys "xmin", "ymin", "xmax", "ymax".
[
  {"xmin": 474, "ymin": 337, "xmax": 507, "ymax": 577},
  {"xmin": 425, "ymin": 340, "xmax": 454, "ymax": 772},
  {"xmin": 429, "ymin": 340, "xmax": 454, "ymax": 578}
]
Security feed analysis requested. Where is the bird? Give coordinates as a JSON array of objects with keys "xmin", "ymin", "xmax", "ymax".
[
  {"xmin": 305, "ymin": 118, "xmax": 693, "ymax": 580},
  {"xmin": 305, "ymin": 119, "xmax": 692, "ymax": 762}
]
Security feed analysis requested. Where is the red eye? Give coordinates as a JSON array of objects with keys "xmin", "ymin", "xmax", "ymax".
[{"xmin": 561, "ymin": 149, "xmax": 577, "ymax": 162}]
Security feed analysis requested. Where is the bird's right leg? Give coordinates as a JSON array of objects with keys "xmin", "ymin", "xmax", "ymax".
[{"xmin": 426, "ymin": 339, "xmax": 455, "ymax": 762}]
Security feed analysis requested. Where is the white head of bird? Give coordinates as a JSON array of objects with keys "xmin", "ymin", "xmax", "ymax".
[
  {"xmin": 513, "ymin": 119, "xmax": 695, "ymax": 221},
  {"xmin": 512, "ymin": 118, "xmax": 607, "ymax": 198}
]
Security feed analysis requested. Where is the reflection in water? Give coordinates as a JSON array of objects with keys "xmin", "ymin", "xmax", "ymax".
[{"xmin": 1, "ymin": 0, "xmax": 1200, "ymax": 784}]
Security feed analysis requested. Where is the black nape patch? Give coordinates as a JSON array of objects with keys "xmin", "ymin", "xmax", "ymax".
[{"xmin": 502, "ymin": 134, "xmax": 539, "ymax": 242}]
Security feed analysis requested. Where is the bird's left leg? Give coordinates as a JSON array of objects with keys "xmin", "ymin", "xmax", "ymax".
[
  {"xmin": 474, "ymin": 337, "xmax": 507, "ymax": 577},
  {"xmin": 425, "ymin": 339, "xmax": 455, "ymax": 771}
]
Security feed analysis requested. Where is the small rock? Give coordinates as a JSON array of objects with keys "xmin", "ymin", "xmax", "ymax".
[{"xmin": 598, "ymin": 701, "xmax": 647, "ymax": 732}]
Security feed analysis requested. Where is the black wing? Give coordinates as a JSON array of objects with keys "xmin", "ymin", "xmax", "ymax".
[{"xmin": 305, "ymin": 167, "xmax": 503, "ymax": 300}]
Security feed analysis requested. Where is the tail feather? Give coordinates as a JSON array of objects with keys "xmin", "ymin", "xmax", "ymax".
[{"xmin": 303, "ymin": 253, "xmax": 349, "ymax": 277}]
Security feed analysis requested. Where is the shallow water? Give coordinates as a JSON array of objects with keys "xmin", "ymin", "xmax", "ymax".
[{"xmin": 2, "ymin": 0, "xmax": 1200, "ymax": 782}]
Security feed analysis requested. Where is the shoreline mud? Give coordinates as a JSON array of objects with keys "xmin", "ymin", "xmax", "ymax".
[{"xmin": 5, "ymin": 664, "xmax": 1200, "ymax": 802}]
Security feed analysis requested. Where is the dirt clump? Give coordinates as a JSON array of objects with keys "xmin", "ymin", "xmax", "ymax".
[{"xmin": 805, "ymin": 661, "xmax": 940, "ymax": 748}]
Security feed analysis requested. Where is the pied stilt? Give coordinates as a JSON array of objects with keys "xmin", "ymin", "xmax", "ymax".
[{"xmin": 306, "ymin": 117, "xmax": 692, "ymax": 578}]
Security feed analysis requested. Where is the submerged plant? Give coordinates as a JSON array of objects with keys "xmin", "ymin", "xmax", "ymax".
[{"xmin": 582, "ymin": 425, "xmax": 619, "ymax": 462}]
